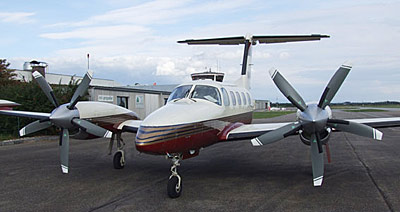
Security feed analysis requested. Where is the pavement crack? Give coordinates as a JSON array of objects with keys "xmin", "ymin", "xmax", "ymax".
[{"xmin": 343, "ymin": 133, "xmax": 394, "ymax": 212}]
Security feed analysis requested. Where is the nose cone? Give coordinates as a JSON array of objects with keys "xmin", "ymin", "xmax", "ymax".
[
  {"xmin": 299, "ymin": 104, "xmax": 328, "ymax": 133},
  {"xmin": 50, "ymin": 104, "xmax": 79, "ymax": 128},
  {"xmin": 142, "ymin": 99, "xmax": 223, "ymax": 127}
]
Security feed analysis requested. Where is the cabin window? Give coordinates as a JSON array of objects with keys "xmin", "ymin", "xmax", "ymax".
[
  {"xmin": 241, "ymin": 92, "xmax": 247, "ymax": 105},
  {"xmin": 221, "ymin": 87, "xmax": 230, "ymax": 106},
  {"xmin": 167, "ymin": 85, "xmax": 192, "ymax": 102},
  {"xmin": 230, "ymin": 91, "xmax": 236, "ymax": 106},
  {"xmin": 191, "ymin": 85, "xmax": 222, "ymax": 105},
  {"xmin": 246, "ymin": 93, "xmax": 252, "ymax": 106},
  {"xmin": 236, "ymin": 92, "xmax": 241, "ymax": 105}
]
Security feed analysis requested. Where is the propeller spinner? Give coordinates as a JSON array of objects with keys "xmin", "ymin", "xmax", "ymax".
[
  {"xmin": 20, "ymin": 71, "xmax": 108, "ymax": 174},
  {"xmin": 251, "ymin": 63, "xmax": 383, "ymax": 186}
]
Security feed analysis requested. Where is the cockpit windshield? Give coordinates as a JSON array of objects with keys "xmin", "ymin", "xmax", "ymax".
[
  {"xmin": 167, "ymin": 85, "xmax": 192, "ymax": 102},
  {"xmin": 191, "ymin": 85, "xmax": 222, "ymax": 105}
]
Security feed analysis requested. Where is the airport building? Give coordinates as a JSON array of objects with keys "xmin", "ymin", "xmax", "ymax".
[
  {"xmin": 12, "ymin": 61, "xmax": 175, "ymax": 119},
  {"xmin": 12, "ymin": 61, "xmax": 270, "ymax": 118}
]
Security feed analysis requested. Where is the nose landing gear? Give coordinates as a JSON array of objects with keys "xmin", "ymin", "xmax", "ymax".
[{"xmin": 167, "ymin": 154, "xmax": 182, "ymax": 198}]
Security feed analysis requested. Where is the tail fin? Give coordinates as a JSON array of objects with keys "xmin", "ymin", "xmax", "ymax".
[{"xmin": 178, "ymin": 34, "xmax": 329, "ymax": 90}]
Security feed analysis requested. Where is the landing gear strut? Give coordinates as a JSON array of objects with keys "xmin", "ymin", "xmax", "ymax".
[
  {"xmin": 167, "ymin": 154, "xmax": 182, "ymax": 198},
  {"xmin": 108, "ymin": 132, "xmax": 125, "ymax": 169}
]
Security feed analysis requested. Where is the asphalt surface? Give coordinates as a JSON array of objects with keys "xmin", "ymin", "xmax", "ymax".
[{"xmin": 1, "ymin": 110, "xmax": 400, "ymax": 212}]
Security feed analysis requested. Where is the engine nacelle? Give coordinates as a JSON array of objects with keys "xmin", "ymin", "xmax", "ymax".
[{"xmin": 299, "ymin": 128, "xmax": 331, "ymax": 146}]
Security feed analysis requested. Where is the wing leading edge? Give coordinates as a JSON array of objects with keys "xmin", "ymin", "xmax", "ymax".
[{"xmin": 226, "ymin": 117, "xmax": 400, "ymax": 141}]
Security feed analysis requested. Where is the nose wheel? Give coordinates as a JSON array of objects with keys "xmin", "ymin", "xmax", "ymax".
[
  {"xmin": 108, "ymin": 132, "xmax": 126, "ymax": 169},
  {"xmin": 167, "ymin": 154, "xmax": 182, "ymax": 198}
]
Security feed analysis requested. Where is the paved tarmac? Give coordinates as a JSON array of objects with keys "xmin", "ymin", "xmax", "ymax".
[{"xmin": 1, "ymin": 110, "xmax": 400, "ymax": 212}]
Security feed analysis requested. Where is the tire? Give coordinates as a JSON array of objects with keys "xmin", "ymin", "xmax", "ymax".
[
  {"xmin": 167, "ymin": 176, "xmax": 182, "ymax": 198},
  {"xmin": 113, "ymin": 151, "xmax": 124, "ymax": 169}
]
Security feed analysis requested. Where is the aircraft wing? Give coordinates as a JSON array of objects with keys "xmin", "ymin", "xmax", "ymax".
[
  {"xmin": 0, "ymin": 110, "xmax": 51, "ymax": 120},
  {"xmin": 226, "ymin": 117, "xmax": 400, "ymax": 141},
  {"xmin": 117, "ymin": 120, "xmax": 142, "ymax": 133}
]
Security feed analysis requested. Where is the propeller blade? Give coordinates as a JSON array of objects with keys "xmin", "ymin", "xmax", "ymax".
[
  {"xmin": 19, "ymin": 120, "xmax": 52, "ymax": 137},
  {"xmin": 316, "ymin": 132, "xmax": 323, "ymax": 153},
  {"xmin": 310, "ymin": 133, "xmax": 324, "ymax": 186},
  {"xmin": 251, "ymin": 122, "xmax": 302, "ymax": 146},
  {"xmin": 71, "ymin": 118, "xmax": 107, "ymax": 137},
  {"xmin": 32, "ymin": 71, "xmax": 59, "ymax": 107},
  {"xmin": 318, "ymin": 63, "xmax": 352, "ymax": 109},
  {"xmin": 269, "ymin": 68, "xmax": 307, "ymax": 111},
  {"xmin": 68, "ymin": 70, "xmax": 93, "ymax": 109},
  {"xmin": 60, "ymin": 129, "xmax": 69, "ymax": 174},
  {"xmin": 327, "ymin": 119, "xmax": 383, "ymax": 140}
]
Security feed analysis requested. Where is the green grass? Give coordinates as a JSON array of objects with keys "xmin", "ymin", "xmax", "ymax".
[
  {"xmin": 253, "ymin": 111, "xmax": 295, "ymax": 119},
  {"xmin": 330, "ymin": 105, "xmax": 359, "ymax": 109},
  {"xmin": 343, "ymin": 109, "xmax": 387, "ymax": 112}
]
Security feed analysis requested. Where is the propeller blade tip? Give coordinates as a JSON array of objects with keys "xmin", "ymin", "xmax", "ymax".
[
  {"xmin": 313, "ymin": 176, "xmax": 323, "ymax": 186},
  {"xmin": 104, "ymin": 131, "xmax": 113, "ymax": 138},
  {"xmin": 374, "ymin": 129, "xmax": 383, "ymax": 140},
  {"xmin": 19, "ymin": 128, "xmax": 26, "ymax": 137},
  {"xmin": 341, "ymin": 61, "xmax": 353, "ymax": 69},
  {"xmin": 32, "ymin": 71, "xmax": 43, "ymax": 78},
  {"xmin": 61, "ymin": 165, "xmax": 69, "ymax": 174},
  {"xmin": 251, "ymin": 138, "xmax": 263, "ymax": 146},
  {"xmin": 268, "ymin": 68, "xmax": 278, "ymax": 78},
  {"xmin": 87, "ymin": 70, "xmax": 94, "ymax": 79}
]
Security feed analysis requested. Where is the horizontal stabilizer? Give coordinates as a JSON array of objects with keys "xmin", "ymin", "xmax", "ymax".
[{"xmin": 178, "ymin": 34, "xmax": 329, "ymax": 45}]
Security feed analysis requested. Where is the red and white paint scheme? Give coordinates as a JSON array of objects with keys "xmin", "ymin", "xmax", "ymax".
[{"xmin": 1, "ymin": 34, "xmax": 400, "ymax": 199}]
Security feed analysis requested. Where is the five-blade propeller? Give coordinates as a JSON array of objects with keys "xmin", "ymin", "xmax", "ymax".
[
  {"xmin": 21, "ymin": 71, "xmax": 108, "ymax": 174},
  {"xmin": 252, "ymin": 63, "xmax": 383, "ymax": 187}
]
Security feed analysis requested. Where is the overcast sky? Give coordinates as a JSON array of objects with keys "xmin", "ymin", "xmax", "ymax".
[{"xmin": 1, "ymin": 0, "xmax": 399, "ymax": 102}]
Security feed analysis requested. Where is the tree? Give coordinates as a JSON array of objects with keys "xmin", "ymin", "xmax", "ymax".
[
  {"xmin": 0, "ymin": 60, "xmax": 88, "ymax": 139},
  {"xmin": 0, "ymin": 59, "xmax": 17, "ymax": 85}
]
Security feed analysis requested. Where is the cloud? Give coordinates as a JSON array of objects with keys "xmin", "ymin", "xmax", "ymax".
[{"xmin": 0, "ymin": 12, "xmax": 35, "ymax": 24}]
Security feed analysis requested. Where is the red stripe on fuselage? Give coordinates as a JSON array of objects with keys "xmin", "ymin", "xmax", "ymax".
[{"xmin": 135, "ymin": 112, "xmax": 252, "ymax": 155}]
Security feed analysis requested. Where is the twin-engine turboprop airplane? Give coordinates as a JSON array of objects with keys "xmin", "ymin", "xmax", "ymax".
[{"xmin": 1, "ymin": 34, "xmax": 400, "ymax": 198}]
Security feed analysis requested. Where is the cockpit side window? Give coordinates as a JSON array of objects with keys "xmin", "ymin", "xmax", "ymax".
[
  {"xmin": 167, "ymin": 85, "xmax": 192, "ymax": 102},
  {"xmin": 191, "ymin": 85, "xmax": 222, "ymax": 105},
  {"xmin": 221, "ymin": 87, "xmax": 230, "ymax": 106}
]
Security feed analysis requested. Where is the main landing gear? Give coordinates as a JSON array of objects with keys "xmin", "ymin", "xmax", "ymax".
[
  {"xmin": 108, "ymin": 132, "xmax": 126, "ymax": 169},
  {"xmin": 167, "ymin": 154, "xmax": 183, "ymax": 198}
]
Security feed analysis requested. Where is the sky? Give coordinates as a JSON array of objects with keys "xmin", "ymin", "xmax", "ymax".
[{"xmin": 1, "ymin": 0, "xmax": 399, "ymax": 103}]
